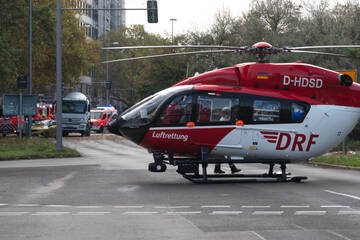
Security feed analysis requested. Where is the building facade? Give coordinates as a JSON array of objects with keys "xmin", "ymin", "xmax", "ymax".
[
  {"xmin": 71, "ymin": 0, "xmax": 126, "ymax": 107},
  {"xmin": 75, "ymin": 0, "xmax": 126, "ymax": 39}
]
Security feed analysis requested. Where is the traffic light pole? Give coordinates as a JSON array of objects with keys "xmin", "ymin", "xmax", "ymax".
[
  {"xmin": 29, "ymin": 0, "xmax": 33, "ymax": 137},
  {"xmin": 56, "ymin": 0, "xmax": 62, "ymax": 151}
]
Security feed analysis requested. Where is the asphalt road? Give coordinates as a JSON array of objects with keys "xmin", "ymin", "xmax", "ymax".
[{"xmin": 0, "ymin": 134, "xmax": 359, "ymax": 240}]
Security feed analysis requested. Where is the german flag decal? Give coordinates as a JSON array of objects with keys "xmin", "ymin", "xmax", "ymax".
[{"xmin": 257, "ymin": 72, "xmax": 269, "ymax": 80}]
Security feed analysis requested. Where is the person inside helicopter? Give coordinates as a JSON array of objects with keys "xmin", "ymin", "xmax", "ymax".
[
  {"xmin": 161, "ymin": 95, "xmax": 192, "ymax": 125},
  {"xmin": 214, "ymin": 107, "xmax": 241, "ymax": 174}
]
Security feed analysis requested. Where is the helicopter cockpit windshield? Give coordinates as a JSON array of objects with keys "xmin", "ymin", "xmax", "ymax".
[{"xmin": 120, "ymin": 85, "xmax": 193, "ymax": 127}]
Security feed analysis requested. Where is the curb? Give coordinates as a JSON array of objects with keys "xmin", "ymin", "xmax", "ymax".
[{"xmin": 309, "ymin": 162, "xmax": 360, "ymax": 171}]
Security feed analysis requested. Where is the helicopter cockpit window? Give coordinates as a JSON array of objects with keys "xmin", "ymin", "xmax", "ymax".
[
  {"xmin": 121, "ymin": 85, "xmax": 193, "ymax": 127},
  {"xmin": 196, "ymin": 95, "xmax": 239, "ymax": 124},
  {"xmin": 291, "ymin": 103, "xmax": 305, "ymax": 122},
  {"xmin": 253, "ymin": 100, "xmax": 280, "ymax": 122},
  {"xmin": 158, "ymin": 95, "xmax": 193, "ymax": 125}
]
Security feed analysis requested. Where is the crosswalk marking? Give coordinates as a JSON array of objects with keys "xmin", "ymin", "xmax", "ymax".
[
  {"xmin": 15, "ymin": 204, "xmax": 40, "ymax": 207},
  {"xmin": 32, "ymin": 212, "xmax": 70, "ymax": 216},
  {"xmin": 280, "ymin": 205, "xmax": 309, "ymax": 208},
  {"xmin": 252, "ymin": 211, "xmax": 284, "ymax": 215},
  {"xmin": 295, "ymin": 211, "xmax": 326, "ymax": 215},
  {"xmin": 73, "ymin": 212, "xmax": 110, "ymax": 216},
  {"xmin": 210, "ymin": 211, "xmax": 243, "ymax": 215},
  {"xmin": 165, "ymin": 211, "xmax": 201, "ymax": 215},
  {"xmin": 0, "ymin": 212, "xmax": 28, "ymax": 216},
  {"xmin": 338, "ymin": 211, "xmax": 360, "ymax": 215},
  {"xmin": 201, "ymin": 205, "xmax": 231, "ymax": 208},
  {"xmin": 114, "ymin": 206, "xmax": 144, "ymax": 209},
  {"xmin": 123, "ymin": 211, "xmax": 158, "ymax": 215}
]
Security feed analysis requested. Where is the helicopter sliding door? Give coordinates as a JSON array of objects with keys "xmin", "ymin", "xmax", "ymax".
[{"xmin": 194, "ymin": 93, "xmax": 243, "ymax": 157}]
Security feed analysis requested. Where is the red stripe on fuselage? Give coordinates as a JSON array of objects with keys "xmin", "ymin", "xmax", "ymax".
[{"xmin": 140, "ymin": 127, "xmax": 235, "ymax": 155}]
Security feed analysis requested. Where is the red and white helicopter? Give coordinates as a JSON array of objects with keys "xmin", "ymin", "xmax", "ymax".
[{"xmin": 106, "ymin": 42, "xmax": 360, "ymax": 183}]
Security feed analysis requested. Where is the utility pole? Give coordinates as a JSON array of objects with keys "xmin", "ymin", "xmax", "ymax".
[
  {"xmin": 29, "ymin": 0, "xmax": 33, "ymax": 136},
  {"xmin": 170, "ymin": 18, "xmax": 177, "ymax": 44},
  {"xmin": 56, "ymin": 0, "xmax": 62, "ymax": 151}
]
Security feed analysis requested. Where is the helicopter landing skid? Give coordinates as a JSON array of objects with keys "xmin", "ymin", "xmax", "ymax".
[
  {"xmin": 176, "ymin": 147, "xmax": 307, "ymax": 184},
  {"xmin": 181, "ymin": 172, "xmax": 307, "ymax": 184}
]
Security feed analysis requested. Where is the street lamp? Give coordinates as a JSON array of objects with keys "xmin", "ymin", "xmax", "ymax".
[{"xmin": 169, "ymin": 18, "xmax": 177, "ymax": 44}]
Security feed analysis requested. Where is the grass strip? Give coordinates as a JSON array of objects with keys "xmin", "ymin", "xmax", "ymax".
[
  {"xmin": 0, "ymin": 137, "xmax": 80, "ymax": 160},
  {"xmin": 312, "ymin": 154, "xmax": 360, "ymax": 167}
]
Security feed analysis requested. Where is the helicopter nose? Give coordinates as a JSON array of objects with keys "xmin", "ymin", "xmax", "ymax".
[
  {"xmin": 107, "ymin": 117, "xmax": 126, "ymax": 136},
  {"xmin": 107, "ymin": 117, "xmax": 148, "ymax": 144}
]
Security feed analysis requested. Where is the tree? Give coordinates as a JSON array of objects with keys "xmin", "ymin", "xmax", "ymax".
[{"xmin": 0, "ymin": 0, "xmax": 99, "ymax": 95}]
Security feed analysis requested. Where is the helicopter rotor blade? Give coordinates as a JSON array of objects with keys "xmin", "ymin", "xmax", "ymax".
[
  {"xmin": 288, "ymin": 45, "xmax": 360, "ymax": 50},
  {"xmin": 103, "ymin": 45, "xmax": 244, "ymax": 51},
  {"xmin": 290, "ymin": 50, "xmax": 360, "ymax": 59},
  {"xmin": 102, "ymin": 49, "xmax": 236, "ymax": 64}
]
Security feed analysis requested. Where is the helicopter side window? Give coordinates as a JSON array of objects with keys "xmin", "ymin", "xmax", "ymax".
[
  {"xmin": 253, "ymin": 100, "xmax": 280, "ymax": 122},
  {"xmin": 196, "ymin": 95, "xmax": 239, "ymax": 124},
  {"xmin": 158, "ymin": 95, "xmax": 193, "ymax": 126}
]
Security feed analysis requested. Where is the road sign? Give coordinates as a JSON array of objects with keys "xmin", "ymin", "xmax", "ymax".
[{"xmin": 2, "ymin": 94, "xmax": 37, "ymax": 116}]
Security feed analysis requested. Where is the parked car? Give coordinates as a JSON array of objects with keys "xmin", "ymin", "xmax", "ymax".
[{"xmin": 32, "ymin": 119, "xmax": 56, "ymax": 138}]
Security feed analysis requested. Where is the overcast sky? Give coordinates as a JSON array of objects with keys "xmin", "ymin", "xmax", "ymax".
[
  {"xmin": 125, "ymin": 0, "xmax": 252, "ymax": 36},
  {"xmin": 125, "ymin": 0, "xmax": 348, "ymax": 37}
]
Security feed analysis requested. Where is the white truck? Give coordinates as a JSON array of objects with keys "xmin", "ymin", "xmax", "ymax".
[{"xmin": 62, "ymin": 92, "xmax": 91, "ymax": 137}]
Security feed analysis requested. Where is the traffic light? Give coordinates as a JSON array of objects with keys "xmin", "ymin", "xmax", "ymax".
[
  {"xmin": 106, "ymin": 81, "xmax": 112, "ymax": 89},
  {"xmin": 17, "ymin": 75, "xmax": 28, "ymax": 89},
  {"xmin": 147, "ymin": 0, "xmax": 158, "ymax": 23}
]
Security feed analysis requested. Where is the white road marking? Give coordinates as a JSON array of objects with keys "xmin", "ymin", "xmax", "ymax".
[
  {"xmin": 295, "ymin": 211, "xmax": 326, "ymax": 215},
  {"xmin": 165, "ymin": 211, "xmax": 201, "ymax": 215},
  {"xmin": 338, "ymin": 211, "xmax": 360, "ymax": 215},
  {"xmin": 280, "ymin": 205, "xmax": 310, "ymax": 208},
  {"xmin": 201, "ymin": 205, "xmax": 231, "ymax": 208},
  {"xmin": 252, "ymin": 211, "xmax": 284, "ymax": 215},
  {"xmin": 32, "ymin": 212, "xmax": 70, "ymax": 216},
  {"xmin": 27, "ymin": 172, "xmax": 76, "ymax": 200},
  {"xmin": 210, "ymin": 211, "xmax": 243, "ymax": 215},
  {"xmin": 0, "ymin": 212, "xmax": 28, "ymax": 216},
  {"xmin": 73, "ymin": 212, "xmax": 110, "ymax": 216},
  {"xmin": 325, "ymin": 190, "xmax": 360, "ymax": 200},
  {"xmin": 293, "ymin": 224, "xmax": 307, "ymax": 231},
  {"xmin": 242, "ymin": 205, "xmax": 271, "ymax": 208},
  {"xmin": 251, "ymin": 231, "xmax": 267, "ymax": 240},
  {"xmin": 75, "ymin": 206, "xmax": 103, "ymax": 209},
  {"xmin": 327, "ymin": 230, "xmax": 353, "ymax": 240},
  {"xmin": 0, "ymin": 203, "xmax": 8, "ymax": 207},
  {"xmin": 123, "ymin": 211, "xmax": 158, "ymax": 215},
  {"xmin": 154, "ymin": 206, "xmax": 191, "ymax": 209},
  {"xmin": 321, "ymin": 205, "xmax": 350, "ymax": 208},
  {"xmin": 114, "ymin": 205, "xmax": 144, "ymax": 209},
  {"xmin": 45, "ymin": 205, "xmax": 72, "ymax": 208},
  {"xmin": 15, "ymin": 204, "xmax": 40, "ymax": 207}
]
